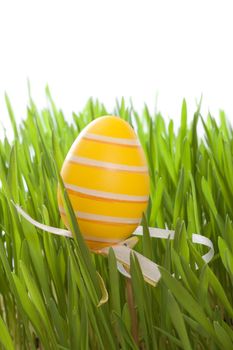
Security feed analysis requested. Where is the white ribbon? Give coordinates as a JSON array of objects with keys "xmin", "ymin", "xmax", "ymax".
[
  {"xmin": 134, "ymin": 226, "xmax": 214, "ymax": 264},
  {"xmin": 13, "ymin": 202, "xmax": 214, "ymax": 286},
  {"xmin": 13, "ymin": 203, "xmax": 72, "ymax": 238}
]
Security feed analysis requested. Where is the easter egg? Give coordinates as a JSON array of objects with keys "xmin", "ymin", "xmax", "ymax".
[{"xmin": 57, "ymin": 116, "xmax": 149, "ymax": 251}]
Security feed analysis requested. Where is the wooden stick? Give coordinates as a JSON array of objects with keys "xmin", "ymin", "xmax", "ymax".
[{"xmin": 125, "ymin": 278, "xmax": 139, "ymax": 346}]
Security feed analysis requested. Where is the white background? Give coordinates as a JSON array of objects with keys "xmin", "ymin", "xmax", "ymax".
[{"xmin": 0, "ymin": 0, "xmax": 233, "ymax": 137}]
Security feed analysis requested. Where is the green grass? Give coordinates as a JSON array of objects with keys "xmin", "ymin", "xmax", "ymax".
[{"xmin": 1, "ymin": 90, "xmax": 233, "ymax": 349}]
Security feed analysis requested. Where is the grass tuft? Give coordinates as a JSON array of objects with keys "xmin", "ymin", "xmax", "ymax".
[{"xmin": 0, "ymin": 92, "xmax": 233, "ymax": 349}]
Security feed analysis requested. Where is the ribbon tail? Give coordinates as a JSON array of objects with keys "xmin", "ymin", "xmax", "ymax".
[
  {"xmin": 133, "ymin": 226, "xmax": 214, "ymax": 265},
  {"xmin": 12, "ymin": 201, "xmax": 72, "ymax": 238},
  {"xmin": 192, "ymin": 233, "xmax": 214, "ymax": 264}
]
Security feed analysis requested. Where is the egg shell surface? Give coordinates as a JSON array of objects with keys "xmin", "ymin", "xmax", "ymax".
[{"xmin": 58, "ymin": 116, "xmax": 150, "ymax": 250}]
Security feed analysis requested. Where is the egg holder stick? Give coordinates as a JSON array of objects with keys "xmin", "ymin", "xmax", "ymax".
[{"xmin": 13, "ymin": 202, "xmax": 214, "ymax": 287}]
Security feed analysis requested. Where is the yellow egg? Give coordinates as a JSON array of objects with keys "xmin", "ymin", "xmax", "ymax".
[{"xmin": 57, "ymin": 116, "xmax": 149, "ymax": 251}]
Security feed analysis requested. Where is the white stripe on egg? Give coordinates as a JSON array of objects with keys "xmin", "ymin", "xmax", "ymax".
[
  {"xmin": 59, "ymin": 207, "xmax": 141, "ymax": 224},
  {"xmin": 64, "ymin": 183, "xmax": 149, "ymax": 202},
  {"xmin": 84, "ymin": 133, "xmax": 140, "ymax": 146},
  {"xmin": 68, "ymin": 156, "xmax": 148, "ymax": 173}
]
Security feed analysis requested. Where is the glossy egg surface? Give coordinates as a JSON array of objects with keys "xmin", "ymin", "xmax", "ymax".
[{"xmin": 58, "ymin": 116, "xmax": 149, "ymax": 250}]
